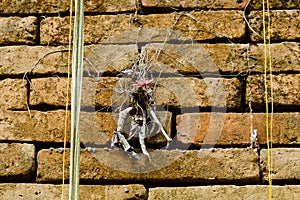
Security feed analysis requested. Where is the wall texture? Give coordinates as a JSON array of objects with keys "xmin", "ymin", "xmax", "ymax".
[{"xmin": 0, "ymin": 0, "xmax": 299, "ymax": 199}]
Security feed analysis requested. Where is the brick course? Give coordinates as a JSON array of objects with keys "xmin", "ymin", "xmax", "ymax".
[
  {"xmin": 0, "ymin": 0, "xmax": 136, "ymax": 14},
  {"xmin": 1, "ymin": 43, "xmax": 298, "ymax": 77},
  {"xmin": 37, "ymin": 148, "xmax": 259, "ymax": 184},
  {"xmin": 142, "ymin": 0, "xmax": 249, "ymax": 9},
  {"xmin": 176, "ymin": 112, "xmax": 300, "ymax": 146},
  {"xmin": 40, "ymin": 11, "xmax": 245, "ymax": 45},
  {"xmin": 0, "ymin": 183, "xmax": 146, "ymax": 200},
  {"xmin": 149, "ymin": 185, "xmax": 300, "ymax": 200}
]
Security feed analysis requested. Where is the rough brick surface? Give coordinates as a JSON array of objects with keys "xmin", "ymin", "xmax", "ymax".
[
  {"xmin": 0, "ymin": 143, "xmax": 35, "ymax": 181},
  {"xmin": 29, "ymin": 77, "xmax": 70, "ymax": 107},
  {"xmin": 0, "ymin": 109, "xmax": 170, "ymax": 146},
  {"xmin": 142, "ymin": 0, "xmax": 249, "ymax": 9},
  {"xmin": 40, "ymin": 11, "xmax": 245, "ymax": 45},
  {"xmin": 96, "ymin": 77, "xmax": 242, "ymax": 109},
  {"xmin": 176, "ymin": 112, "xmax": 300, "ymax": 146},
  {"xmin": 1, "ymin": 43, "xmax": 298, "ymax": 77},
  {"xmin": 29, "ymin": 77, "xmax": 242, "ymax": 109},
  {"xmin": 261, "ymin": 148, "xmax": 300, "ymax": 183},
  {"xmin": 154, "ymin": 77, "xmax": 242, "ymax": 109},
  {"xmin": 149, "ymin": 185, "xmax": 300, "ymax": 200},
  {"xmin": 37, "ymin": 148, "xmax": 259, "ymax": 184},
  {"xmin": 0, "ymin": 79, "xmax": 27, "ymax": 110},
  {"xmin": 205, "ymin": 42, "xmax": 299, "ymax": 73},
  {"xmin": 0, "ymin": 46, "xmax": 68, "ymax": 76},
  {"xmin": 0, "ymin": 44, "xmax": 137, "ymax": 76},
  {"xmin": 81, "ymin": 111, "xmax": 172, "ymax": 146},
  {"xmin": 0, "ymin": 0, "xmax": 136, "ymax": 14},
  {"xmin": 247, "ymin": 74, "xmax": 300, "ymax": 110},
  {"xmin": 0, "ymin": 183, "xmax": 146, "ymax": 200},
  {"xmin": 0, "ymin": 110, "xmax": 70, "ymax": 143},
  {"xmin": 249, "ymin": 10, "xmax": 300, "ymax": 42},
  {"xmin": 250, "ymin": 0, "xmax": 300, "ymax": 9},
  {"xmin": 0, "ymin": 17, "xmax": 37, "ymax": 45},
  {"xmin": 143, "ymin": 43, "xmax": 249, "ymax": 74},
  {"xmin": 85, "ymin": 44, "xmax": 138, "ymax": 75},
  {"xmin": 248, "ymin": 42, "xmax": 300, "ymax": 73}
]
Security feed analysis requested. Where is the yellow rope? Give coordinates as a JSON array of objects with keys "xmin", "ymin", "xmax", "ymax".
[
  {"xmin": 267, "ymin": 0, "xmax": 274, "ymax": 198},
  {"xmin": 263, "ymin": 0, "xmax": 273, "ymax": 199},
  {"xmin": 62, "ymin": 0, "xmax": 73, "ymax": 199}
]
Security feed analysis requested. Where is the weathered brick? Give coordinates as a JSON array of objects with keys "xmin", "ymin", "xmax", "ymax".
[
  {"xmin": 0, "ymin": 78, "xmax": 27, "ymax": 110},
  {"xmin": 176, "ymin": 112, "xmax": 300, "ymax": 146},
  {"xmin": 249, "ymin": 10, "xmax": 300, "ymax": 42},
  {"xmin": 0, "ymin": 110, "xmax": 70, "ymax": 143},
  {"xmin": 0, "ymin": 0, "xmax": 136, "ymax": 14},
  {"xmin": 0, "ymin": 143, "xmax": 35, "ymax": 181},
  {"xmin": 37, "ymin": 148, "xmax": 259, "ymax": 184},
  {"xmin": 0, "ymin": 17, "xmax": 37, "ymax": 45},
  {"xmin": 250, "ymin": 0, "xmax": 300, "ymax": 9},
  {"xmin": 154, "ymin": 77, "xmax": 242, "ymax": 109},
  {"xmin": 247, "ymin": 74, "xmax": 300, "ymax": 110},
  {"xmin": 81, "ymin": 111, "xmax": 172, "ymax": 146},
  {"xmin": 143, "ymin": 43, "xmax": 248, "ymax": 74},
  {"xmin": 261, "ymin": 148, "xmax": 300, "ymax": 183},
  {"xmin": 0, "ymin": 109, "xmax": 170, "ymax": 146},
  {"xmin": 0, "ymin": 46, "xmax": 68, "ymax": 76},
  {"xmin": 248, "ymin": 42, "xmax": 300, "ymax": 73},
  {"xmin": 29, "ymin": 77, "xmax": 242, "ymax": 109},
  {"xmin": 142, "ymin": 0, "xmax": 249, "ymax": 9},
  {"xmin": 2, "ymin": 43, "xmax": 298, "ymax": 78},
  {"xmin": 144, "ymin": 42, "xmax": 300, "ymax": 74},
  {"xmin": 0, "ymin": 183, "xmax": 146, "ymax": 200},
  {"xmin": 0, "ymin": 44, "xmax": 137, "ymax": 76},
  {"xmin": 29, "ymin": 77, "xmax": 70, "ymax": 107},
  {"xmin": 40, "ymin": 11, "xmax": 245, "ymax": 45},
  {"xmin": 101, "ymin": 77, "xmax": 242, "ymax": 109},
  {"xmin": 149, "ymin": 185, "xmax": 300, "ymax": 200},
  {"xmin": 85, "ymin": 44, "xmax": 138, "ymax": 76},
  {"xmin": 29, "ymin": 77, "xmax": 118, "ymax": 108}
]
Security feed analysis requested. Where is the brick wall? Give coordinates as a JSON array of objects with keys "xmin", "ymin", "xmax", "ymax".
[{"xmin": 0, "ymin": 0, "xmax": 299, "ymax": 199}]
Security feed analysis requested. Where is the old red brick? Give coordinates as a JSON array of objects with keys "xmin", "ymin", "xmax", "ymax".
[{"xmin": 176, "ymin": 112, "xmax": 300, "ymax": 146}]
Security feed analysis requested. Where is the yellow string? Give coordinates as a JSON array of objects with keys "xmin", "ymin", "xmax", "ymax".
[
  {"xmin": 267, "ymin": 0, "xmax": 273, "ymax": 198},
  {"xmin": 263, "ymin": 0, "xmax": 273, "ymax": 199},
  {"xmin": 62, "ymin": 0, "xmax": 73, "ymax": 199}
]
